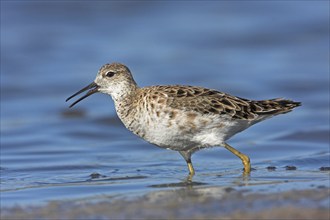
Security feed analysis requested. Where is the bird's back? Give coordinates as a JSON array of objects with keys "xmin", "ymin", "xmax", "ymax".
[{"xmin": 139, "ymin": 85, "xmax": 300, "ymax": 121}]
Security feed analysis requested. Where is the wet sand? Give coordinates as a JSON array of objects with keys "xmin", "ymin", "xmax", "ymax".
[{"xmin": 2, "ymin": 187, "xmax": 329, "ymax": 219}]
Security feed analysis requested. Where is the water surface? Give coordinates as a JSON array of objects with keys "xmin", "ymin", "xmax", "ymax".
[{"xmin": 1, "ymin": 1, "xmax": 329, "ymax": 215}]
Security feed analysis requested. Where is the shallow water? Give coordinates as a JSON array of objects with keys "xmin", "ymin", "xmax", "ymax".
[{"xmin": 1, "ymin": 1, "xmax": 329, "ymax": 211}]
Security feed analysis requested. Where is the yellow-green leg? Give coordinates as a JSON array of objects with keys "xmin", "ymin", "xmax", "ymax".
[
  {"xmin": 224, "ymin": 143, "xmax": 251, "ymax": 173},
  {"xmin": 179, "ymin": 151, "xmax": 195, "ymax": 176},
  {"xmin": 187, "ymin": 159, "xmax": 195, "ymax": 176}
]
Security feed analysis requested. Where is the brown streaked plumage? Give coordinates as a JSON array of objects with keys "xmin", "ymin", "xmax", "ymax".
[
  {"xmin": 66, "ymin": 62, "xmax": 301, "ymax": 176},
  {"xmin": 137, "ymin": 85, "xmax": 300, "ymax": 120}
]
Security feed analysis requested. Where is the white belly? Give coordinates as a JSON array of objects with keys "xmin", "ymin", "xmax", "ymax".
[{"xmin": 131, "ymin": 110, "xmax": 251, "ymax": 152}]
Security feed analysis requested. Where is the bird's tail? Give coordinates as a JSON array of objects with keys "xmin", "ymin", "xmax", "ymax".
[{"xmin": 250, "ymin": 98, "xmax": 301, "ymax": 116}]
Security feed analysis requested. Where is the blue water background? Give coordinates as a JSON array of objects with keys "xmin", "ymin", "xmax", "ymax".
[{"xmin": 1, "ymin": 1, "xmax": 329, "ymax": 208}]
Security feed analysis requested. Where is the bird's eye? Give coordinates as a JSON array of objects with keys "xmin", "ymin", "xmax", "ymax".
[{"xmin": 106, "ymin": 71, "xmax": 115, "ymax": 77}]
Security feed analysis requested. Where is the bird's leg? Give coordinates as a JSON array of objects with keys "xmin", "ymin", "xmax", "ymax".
[
  {"xmin": 179, "ymin": 151, "xmax": 195, "ymax": 176},
  {"xmin": 186, "ymin": 158, "xmax": 195, "ymax": 176},
  {"xmin": 224, "ymin": 143, "xmax": 251, "ymax": 173}
]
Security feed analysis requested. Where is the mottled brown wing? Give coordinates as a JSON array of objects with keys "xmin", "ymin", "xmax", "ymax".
[
  {"xmin": 152, "ymin": 85, "xmax": 258, "ymax": 120},
  {"xmin": 151, "ymin": 85, "xmax": 300, "ymax": 120}
]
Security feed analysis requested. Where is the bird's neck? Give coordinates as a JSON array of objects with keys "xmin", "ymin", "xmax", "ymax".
[
  {"xmin": 110, "ymin": 81, "xmax": 138, "ymax": 103},
  {"xmin": 111, "ymin": 83, "xmax": 139, "ymax": 120}
]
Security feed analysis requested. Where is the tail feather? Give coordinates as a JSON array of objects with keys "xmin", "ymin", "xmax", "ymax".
[{"xmin": 250, "ymin": 98, "xmax": 301, "ymax": 116}]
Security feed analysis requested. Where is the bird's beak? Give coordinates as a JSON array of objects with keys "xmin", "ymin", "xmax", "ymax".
[{"xmin": 66, "ymin": 82, "xmax": 100, "ymax": 108}]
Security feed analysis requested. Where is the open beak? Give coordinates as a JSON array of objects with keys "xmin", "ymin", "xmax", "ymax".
[{"xmin": 66, "ymin": 82, "xmax": 100, "ymax": 108}]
